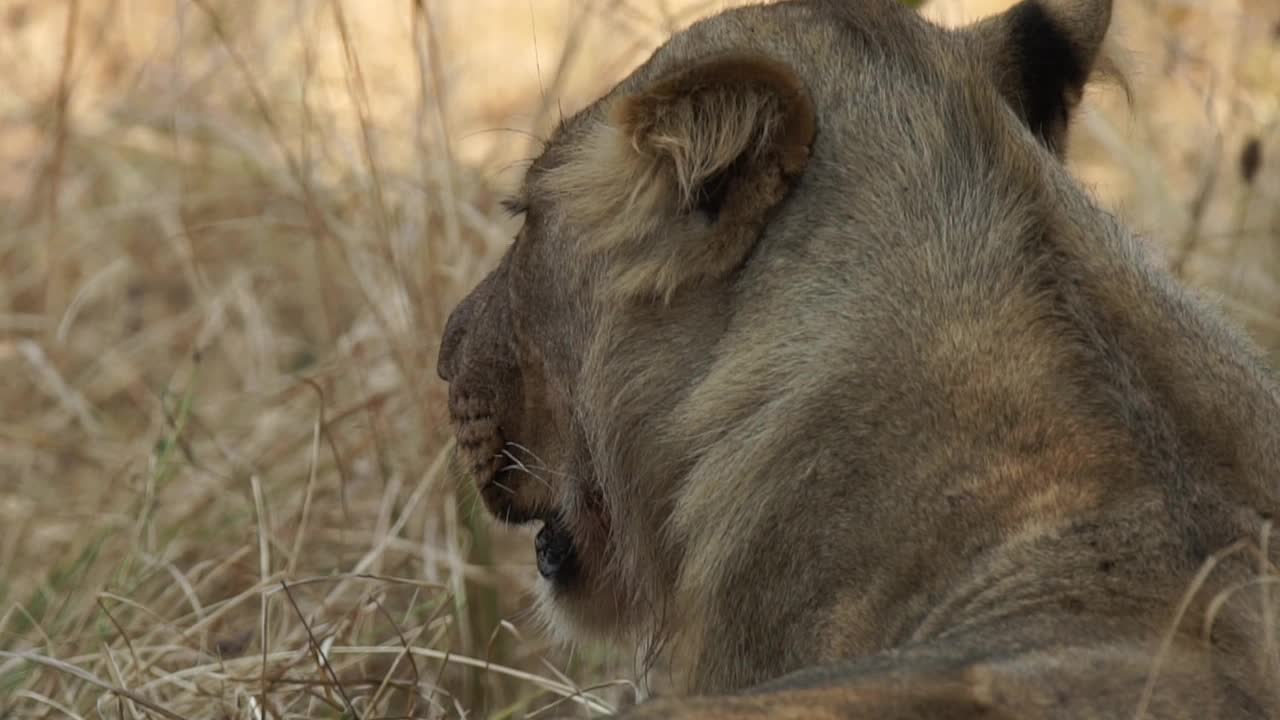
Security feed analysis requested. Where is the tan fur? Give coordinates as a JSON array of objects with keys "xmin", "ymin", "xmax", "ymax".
[{"xmin": 437, "ymin": 0, "xmax": 1280, "ymax": 716}]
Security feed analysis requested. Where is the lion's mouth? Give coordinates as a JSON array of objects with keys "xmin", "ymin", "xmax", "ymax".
[
  {"xmin": 535, "ymin": 516, "xmax": 578, "ymax": 581},
  {"xmin": 480, "ymin": 467, "xmax": 539, "ymax": 524},
  {"xmin": 448, "ymin": 399, "xmax": 583, "ymax": 584},
  {"xmin": 472, "ymin": 444, "xmax": 582, "ymax": 585}
]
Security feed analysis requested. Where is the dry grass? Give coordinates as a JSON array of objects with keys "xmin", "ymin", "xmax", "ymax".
[{"xmin": 0, "ymin": 1, "xmax": 1276, "ymax": 718}]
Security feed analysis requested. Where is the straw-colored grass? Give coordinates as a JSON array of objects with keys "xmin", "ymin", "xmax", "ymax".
[{"xmin": 0, "ymin": 1, "xmax": 1276, "ymax": 718}]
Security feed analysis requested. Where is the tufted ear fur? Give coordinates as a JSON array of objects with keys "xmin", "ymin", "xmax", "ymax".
[
  {"xmin": 969, "ymin": 0, "xmax": 1116, "ymax": 155},
  {"xmin": 542, "ymin": 54, "xmax": 815, "ymax": 302}
]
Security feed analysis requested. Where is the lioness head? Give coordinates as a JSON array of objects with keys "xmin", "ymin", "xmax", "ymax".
[{"xmin": 438, "ymin": 0, "xmax": 1114, "ymax": 661}]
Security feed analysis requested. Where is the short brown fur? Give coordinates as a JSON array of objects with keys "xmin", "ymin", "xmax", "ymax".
[{"xmin": 437, "ymin": 0, "xmax": 1280, "ymax": 716}]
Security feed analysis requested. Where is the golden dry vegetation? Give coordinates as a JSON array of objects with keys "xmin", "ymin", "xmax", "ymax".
[{"xmin": 0, "ymin": 1, "xmax": 1277, "ymax": 718}]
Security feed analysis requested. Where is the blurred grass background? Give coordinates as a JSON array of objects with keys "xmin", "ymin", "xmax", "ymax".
[{"xmin": 0, "ymin": 0, "xmax": 1276, "ymax": 717}]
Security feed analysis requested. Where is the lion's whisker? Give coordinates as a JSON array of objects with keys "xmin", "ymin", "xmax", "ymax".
[
  {"xmin": 498, "ymin": 449, "xmax": 557, "ymax": 491},
  {"xmin": 498, "ymin": 462, "xmax": 556, "ymax": 491},
  {"xmin": 505, "ymin": 441, "xmax": 548, "ymax": 465}
]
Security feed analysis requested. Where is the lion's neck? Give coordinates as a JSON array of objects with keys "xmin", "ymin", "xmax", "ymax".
[
  {"xmin": 663, "ymin": 422, "xmax": 1127, "ymax": 693},
  {"xmin": 643, "ymin": 162, "xmax": 1280, "ymax": 696}
]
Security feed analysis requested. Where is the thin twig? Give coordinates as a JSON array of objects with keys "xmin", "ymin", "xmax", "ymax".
[{"xmin": 279, "ymin": 580, "xmax": 362, "ymax": 720}]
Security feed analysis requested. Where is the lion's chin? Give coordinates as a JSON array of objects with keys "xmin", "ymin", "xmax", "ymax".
[
  {"xmin": 529, "ymin": 519, "xmax": 633, "ymax": 642},
  {"xmin": 535, "ymin": 579, "xmax": 657, "ymax": 662},
  {"xmin": 534, "ymin": 575, "xmax": 622, "ymax": 645}
]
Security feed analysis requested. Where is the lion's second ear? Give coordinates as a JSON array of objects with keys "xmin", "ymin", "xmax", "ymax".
[
  {"xmin": 971, "ymin": 0, "xmax": 1113, "ymax": 155},
  {"xmin": 546, "ymin": 54, "xmax": 815, "ymax": 301}
]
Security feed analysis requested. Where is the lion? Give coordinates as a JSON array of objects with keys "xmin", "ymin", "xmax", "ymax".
[{"xmin": 436, "ymin": 0, "xmax": 1280, "ymax": 716}]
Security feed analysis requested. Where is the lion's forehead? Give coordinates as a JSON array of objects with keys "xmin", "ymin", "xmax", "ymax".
[{"xmin": 526, "ymin": 0, "xmax": 955, "ymax": 194}]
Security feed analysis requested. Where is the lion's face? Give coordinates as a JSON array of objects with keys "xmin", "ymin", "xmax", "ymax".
[
  {"xmin": 436, "ymin": 186, "xmax": 610, "ymax": 621},
  {"xmin": 438, "ymin": 0, "xmax": 1114, "ymax": 642},
  {"xmin": 438, "ymin": 40, "xmax": 822, "ymax": 636}
]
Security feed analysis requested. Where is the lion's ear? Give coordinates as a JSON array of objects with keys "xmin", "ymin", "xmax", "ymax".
[
  {"xmin": 544, "ymin": 54, "xmax": 815, "ymax": 302},
  {"xmin": 969, "ymin": 0, "xmax": 1114, "ymax": 155}
]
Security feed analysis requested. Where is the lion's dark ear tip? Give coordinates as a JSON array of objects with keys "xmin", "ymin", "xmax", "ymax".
[{"xmin": 981, "ymin": 0, "xmax": 1115, "ymax": 153}]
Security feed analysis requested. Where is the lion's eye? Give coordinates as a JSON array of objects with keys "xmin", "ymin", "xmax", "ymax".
[{"xmin": 501, "ymin": 196, "xmax": 529, "ymax": 218}]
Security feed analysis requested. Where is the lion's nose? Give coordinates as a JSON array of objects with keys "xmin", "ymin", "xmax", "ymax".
[
  {"xmin": 440, "ymin": 294, "xmax": 481, "ymax": 381},
  {"xmin": 438, "ymin": 266, "xmax": 499, "ymax": 381},
  {"xmin": 438, "ymin": 260, "xmax": 508, "ymax": 382},
  {"xmin": 437, "ymin": 303, "xmax": 470, "ymax": 382}
]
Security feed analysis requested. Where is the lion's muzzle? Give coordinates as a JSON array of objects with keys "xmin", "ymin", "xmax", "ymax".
[{"xmin": 438, "ymin": 260, "xmax": 557, "ymax": 529}]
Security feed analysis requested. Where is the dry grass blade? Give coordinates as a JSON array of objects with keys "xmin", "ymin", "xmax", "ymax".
[
  {"xmin": 0, "ymin": 651, "xmax": 188, "ymax": 720},
  {"xmin": 1133, "ymin": 539, "xmax": 1250, "ymax": 720},
  {"xmin": 367, "ymin": 596, "xmax": 425, "ymax": 715},
  {"xmin": 96, "ymin": 597, "xmax": 144, "ymax": 683},
  {"xmin": 280, "ymin": 579, "xmax": 362, "ymax": 720},
  {"xmin": 12, "ymin": 690, "xmax": 88, "ymax": 720},
  {"xmin": 324, "ymin": 646, "xmax": 616, "ymax": 715},
  {"xmin": 1259, "ymin": 521, "xmax": 1278, "ymax": 678}
]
